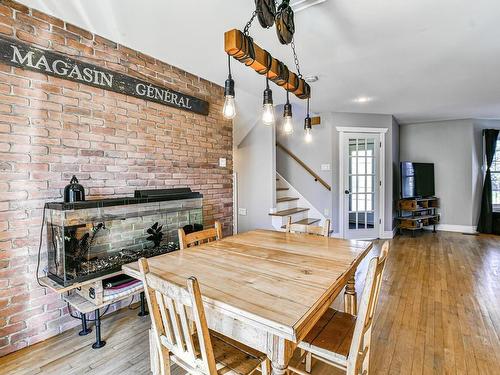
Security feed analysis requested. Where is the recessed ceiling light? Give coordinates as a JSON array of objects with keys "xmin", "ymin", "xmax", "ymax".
[
  {"xmin": 353, "ymin": 96, "xmax": 373, "ymax": 103},
  {"xmin": 291, "ymin": 0, "xmax": 328, "ymax": 12},
  {"xmin": 304, "ymin": 75, "xmax": 319, "ymax": 83}
]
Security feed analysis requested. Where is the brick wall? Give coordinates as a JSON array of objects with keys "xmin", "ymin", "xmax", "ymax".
[{"xmin": 0, "ymin": 0, "xmax": 233, "ymax": 356}]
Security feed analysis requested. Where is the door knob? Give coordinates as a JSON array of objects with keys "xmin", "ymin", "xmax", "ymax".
[{"xmin": 344, "ymin": 190, "xmax": 350, "ymax": 194}]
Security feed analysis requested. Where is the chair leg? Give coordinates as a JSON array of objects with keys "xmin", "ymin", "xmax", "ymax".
[
  {"xmin": 305, "ymin": 352, "xmax": 312, "ymax": 373},
  {"xmin": 300, "ymin": 349, "xmax": 306, "ymax": 363},
  {"xmin": 149, "ymin": 328, "xmax": 170, "ymax": 375},
  {"xmin": 362, "ymin": 347, "xmax": 370, "ymax": 375},
  {"xmin": 261, "ymin": 359, "xmax": 271, "ymax": 375}
]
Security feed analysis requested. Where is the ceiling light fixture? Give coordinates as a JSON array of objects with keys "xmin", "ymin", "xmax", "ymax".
[
  {"xmin": 224, "ymin": 1, "xmax": 313, "ymax": 141},
  {"xmin": 262, "ymin": 76, "xmax": 275, "ymax": 125},
  {"xmin": 290, "ymin": 0, "xmax": 328, "ymax": 12},
  {"xmin": 304, "ymin": 75, "xmax": 319, "ymax": 83},
  {"xmin": 283, "ymin": 91, "xmax": 293, "ymax": 134},
  {"xmin": 222, "ymin": 55, "xmax": 236, "ymax": 119},
  {"xmin": 353, "ymin": 96, "xmax": 373, "ymax": 103}
]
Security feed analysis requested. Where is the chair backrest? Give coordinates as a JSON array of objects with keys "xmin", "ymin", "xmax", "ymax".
[
  {"xmin": 139, "ymin": 258, "xmax": 218, "ymax": 375},
  {"xmin": 285, "ymin": 216, "xmax": 331, "ymax": 237},
  {"xmin": 347, "ymin": 241, "xmax": 389, "ymax": 375},
  {"xmin": 178, "ymin": 222, "xmax": 223, "ymax": 250}
]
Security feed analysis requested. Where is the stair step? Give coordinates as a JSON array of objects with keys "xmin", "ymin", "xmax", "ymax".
[
  {"xmin": 277, "ymin": 197, "xmax": 299, "ymax": 203},
  {"xmin": 276, "ymin": 187, "xmax": 289, "ymax": 191},
  {"xmin": 280, "ymin": 217, "xmax": 321, "ymax": 229},
  {"xmin": 293, "ymin": 218, "xmax": 321, "ymax": 225},
  {"xmin": 269, "ymin": 207, "xmax": 309, "ymax": 217}
]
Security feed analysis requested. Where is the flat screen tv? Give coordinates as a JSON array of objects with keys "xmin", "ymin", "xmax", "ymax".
[{"xmin": 400, "ymin": 162, "xmax": 435, "ymax": 198}]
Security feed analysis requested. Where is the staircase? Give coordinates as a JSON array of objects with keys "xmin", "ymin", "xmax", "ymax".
[{"xmin": 270, "ymin": 174, "xmax": 325, "ymax": 231}]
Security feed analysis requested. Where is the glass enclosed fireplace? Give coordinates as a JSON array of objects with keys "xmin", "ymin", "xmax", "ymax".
[{"xmin": 45, "ymin": 188, "xmax": 203, "ymax": 286}]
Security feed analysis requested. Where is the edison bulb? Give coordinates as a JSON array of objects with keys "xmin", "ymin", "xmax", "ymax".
[
  {"xmin": 222, "ymin": 96, "xmax": 236, "ymax": 119},
  {"xmin": 305, "ymin": 127, "xmax": 312, "ymax": 143},
  {"xmin": 283, "ymin": 116, "xmax": 293, "ymax": 134},
  {"xmin": 262, "ymin": 104, "xmax": 275, "ymax": 125}
]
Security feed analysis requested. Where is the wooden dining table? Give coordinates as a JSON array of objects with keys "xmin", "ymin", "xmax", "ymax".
[{"xmin": 123, "ymin": 229, "xmax": 373, "ymax": 375}]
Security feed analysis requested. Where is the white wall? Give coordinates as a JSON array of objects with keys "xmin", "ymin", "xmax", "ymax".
[
  {"xmin": 400, "ymin": 118, "xmax": 500, "ymax": 231},
  {"xmin": 233, "ymin": 115, "xmax": 276, "ymax": 233},
  {"xmin": 392, "ymin": 117, "xmax": 400, "ymax": 228},
  {"xmin": 400, "ymin": 120, "xmax": 473, "ymax": 228}
]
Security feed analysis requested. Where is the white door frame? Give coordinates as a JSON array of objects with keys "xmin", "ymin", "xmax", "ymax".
[{"xmin": 337, "ymin": 127, "xmax": 387, "ymax": 239}]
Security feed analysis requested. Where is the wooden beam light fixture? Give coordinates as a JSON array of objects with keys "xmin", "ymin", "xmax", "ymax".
[
  {"xmin": 224, "ymin": 29, "xmax": 310, "ymax": 99},
  {"xmin": 223, "ymin": 3, "xmax": 317, "ymax": 141}
]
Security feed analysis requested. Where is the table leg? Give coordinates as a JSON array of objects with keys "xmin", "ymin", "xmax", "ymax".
[
  {"xmin": 271, "ymin": 363, "xmax": 288, "ymax": 375},
  {"xmin": 344, "ymin": 274, "xmax": 357, "ymax": 315},
  {"xmin": 268, "ymin": 335, "xmax": 293, "ymax": 375}
]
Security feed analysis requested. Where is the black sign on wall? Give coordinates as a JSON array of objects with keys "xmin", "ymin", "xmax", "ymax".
[{"xmin": 0, "ymin": 35, "xmax": 209, "ymax": 115}]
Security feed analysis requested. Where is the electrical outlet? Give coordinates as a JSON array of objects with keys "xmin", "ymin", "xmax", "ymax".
[
  {"xmin": 321, "ymin": 164, "xmax": 331, "ymax": 171},
  {"xmin": 219, "ymin": 158, "xmax": 226, "ymax": 167},
  {"xmin": 324, "ymin": 208, "xmax": 330, "ymax": 216},
  {"xmin": 238, "ymin": 208, "xmax": 247, "ymax": 216}
]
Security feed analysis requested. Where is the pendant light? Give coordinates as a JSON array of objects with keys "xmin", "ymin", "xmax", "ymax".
[
  {"xmin": 282, "ymin": 90, "xmax": 293, "ymax": 134},
  {"xmin": 304, "ymin": 97, "xmax": 312, "ymax": 143},
  {"xmin": 222, "ymin": 55, "xmax": 236, "ymax": 119},
  {"xmin": 262, "ymin": 76, "xmax": 275, "ymax": 125}
]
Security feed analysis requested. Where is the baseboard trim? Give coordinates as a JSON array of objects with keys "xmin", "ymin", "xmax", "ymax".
[
  {"xmin": 430, "ymin": 224, "xmax": 477, "ymax": 234},
  {"xmin": 331, "ymin": 230, "xmax": 396, "ymax": 239},
  {"xmin": 380, "ymin": 228, "xmax": 396, "ymax": 239}
]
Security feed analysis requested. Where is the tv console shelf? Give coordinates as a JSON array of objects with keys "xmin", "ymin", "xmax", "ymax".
[{"xmin": 397, "ymin": 197, "xmax": 440, "ymax": 236}]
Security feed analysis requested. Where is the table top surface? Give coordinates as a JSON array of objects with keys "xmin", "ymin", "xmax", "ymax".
[{"xmin": 123, "ymin": 229, "xmax": 372, "ymax": 339}]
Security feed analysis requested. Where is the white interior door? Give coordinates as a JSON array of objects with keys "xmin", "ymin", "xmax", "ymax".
[{"xmin": 342, "ymin": 133, "xmax": 381, "ymax": 239}]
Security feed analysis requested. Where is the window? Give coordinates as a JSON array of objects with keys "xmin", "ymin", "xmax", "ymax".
[{"xmin": 492, "ymin": 138, "xmax": 500, "ymax": 210}]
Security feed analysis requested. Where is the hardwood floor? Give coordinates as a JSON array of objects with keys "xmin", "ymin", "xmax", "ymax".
[{"xmin": 1, "ymin": 231, "xmax": 499, "ymax": 374}]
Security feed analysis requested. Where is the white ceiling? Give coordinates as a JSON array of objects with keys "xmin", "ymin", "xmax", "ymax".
[{"xmin": 18, "ymin": 0, "xmax": 500, "ymax": 124}]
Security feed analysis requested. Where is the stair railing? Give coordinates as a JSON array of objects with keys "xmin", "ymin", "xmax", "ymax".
[{"xmin": 276, "ymin": 142, "xmax": 332, "ymax": 191}]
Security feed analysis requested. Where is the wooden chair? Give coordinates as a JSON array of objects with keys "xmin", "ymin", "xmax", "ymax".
[
  {"xmin": 289, "ymin": 242, "xmax": 390, "ymax": 375},
  {"xmin": 285, "ymin": 217, "xmax": 331, "ymax": 237},
  {"xmin": 178, "ymin": 221, "xmax": 223, "ymax": 250},
  {"xmin": 139, "ymin": 258, "xmax": 270, "ymax": 375}
]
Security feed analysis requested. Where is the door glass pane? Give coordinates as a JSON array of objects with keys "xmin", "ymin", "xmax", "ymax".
[
  {"xmin": 349, "ymin": 212, "xmax": 356, "ymax": 229},
  {"xmin": 367, "ymin": 140, "xmax": 374, "ymax": 156},
  {"xmin": 357, "ymin": 213, "xmax": 366, "ymax": 229},
  {"xmin": 367, "ymin": 212, "xmax": 374, "ymax": 228},
  {"xmin": 358, "ymin": 155, "xmax": 366, "ymax": 175},
  {"xmin": 367, "ymin": 176, "xmax": 373, "ymax": 193},
  {"xmin": 346, "ymin": 135, "xmax": 377, "ymax": 235},
  {"xmin": 366, "ymin": 157, "xmax": 373, "ymax": 175},
  {"xmin": 367, "ymin": 193, "xmax": 373, "ymax": 211},
  {"xmin": 356, "ymin": 194, "xmax": 366, "ymax": 211},
  {"xmin": 357, "ymin": 176, "xmax": 365, "ymax": 193}
]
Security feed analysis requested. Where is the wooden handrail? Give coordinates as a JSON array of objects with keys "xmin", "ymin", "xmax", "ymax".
[{"xmin": 276, "ymin": 142, "xmax": 332, "ymax": 191}]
